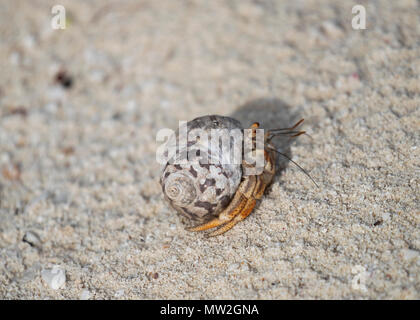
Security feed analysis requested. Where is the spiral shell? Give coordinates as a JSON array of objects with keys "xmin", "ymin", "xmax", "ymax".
[{"xmin": 160, "ymin": 115, "xmax": 243, "ymax": 221}]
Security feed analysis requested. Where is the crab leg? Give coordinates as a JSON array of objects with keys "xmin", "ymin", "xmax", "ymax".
[
  {"xmin": 187, "ymin": 175, "xmax": 257, "ymax": 232},
  {"xmin": 207, "ymin": 198, "xmax": 257, "ymax": 237},
  {"xmin": 205, "ymin": 152, "xmax": 276, "ymax": 236},
  {"xmin": 188, "ymin": 171, "xmax": 273, "ymax": 237},
  {"xmin": 186, "ymin": 192, "xmax": 248, "ymax": 232},
  {"xmin": 207, "ymin": 172, "xmax": 273, "ymax": 237}
]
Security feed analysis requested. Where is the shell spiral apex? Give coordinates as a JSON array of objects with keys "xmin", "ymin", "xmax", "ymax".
[{"xmin": 164, "ymin": 172, "xmax": 196, "ymax": 206}]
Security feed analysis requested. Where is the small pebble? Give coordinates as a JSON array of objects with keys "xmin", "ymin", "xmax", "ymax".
[
  {"xmin": 41, "ymin": 265, "xmax": 66, "ymax": 290},
  {"xmin": 80, "ymin": 289, "xmax": 91, "ymax": 300},
  {"xmin": 8, "ymin": 106, "xmax": 27, "ymax": 117},
  {"xmin": 382, "ymin": 212, "xmax": 391, "ymax": 221},
  {"xmin": 401, "ymin": 249, "xmax": 419, "ymax": 262},
  {"xmin": 19, "ymin": 269, "xmax": 37, "ymax": 284},
  {"xmin": 321, "ymin": 21, "xmax": 343, "ymax": 39},
  {"xmin": 54, "ymin": 70, "xmax": 73, "ymax": 89},
  {"xmin": 9, "ymin": 52, "xmax": 21, "ymax": 65},
  {"xmin": 115, "ymin": 289, "xmax": 125, "ymax": 298},
  {"xmin": 23, "ymin": 231, "xmax": 42, "ymax": 248},
  {"xmin": 22, "ymin": 34, "xmax": 36, "ymax": 48}
]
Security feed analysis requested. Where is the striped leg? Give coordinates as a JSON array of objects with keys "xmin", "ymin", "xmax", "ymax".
[
  {"xmin": 186, "ymin": 193, "xmax": 247, "ymax": 232},
  {"xmin": 207, "ymin": 173, "xmax": 270, "ymax": 237},
  {"xmin": 187, "ymin": 175, "xmax": 257, "ymax": 233},
  {"xmin": 207, "ymin": 198, "xmax": 257, "ymax": 237}
]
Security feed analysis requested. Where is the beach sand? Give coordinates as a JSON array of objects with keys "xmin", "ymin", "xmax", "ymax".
[{"xmin": 0, "ymin": 0, "xmax": 418, "ymax": 299}]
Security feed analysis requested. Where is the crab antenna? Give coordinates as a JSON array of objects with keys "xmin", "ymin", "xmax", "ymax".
[
  {"xmin": 267, "ymin": 119, "xmax": 307, "ymax": 143},
  {"xmin": 267, "ymin": 146, "xmax": 319, "ymax": 188},
  {"xmin": 267, "ymin": 130, "xmax": 306, "ymax": 143},
  {"xmin": 268, "ymin": 118, "xmax": 304, "ymax": 133}
]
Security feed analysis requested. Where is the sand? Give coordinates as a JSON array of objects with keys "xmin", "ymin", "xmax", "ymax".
[{"xmin": 0, "ymin": 0, "xmax": 419, "ymax": 299}]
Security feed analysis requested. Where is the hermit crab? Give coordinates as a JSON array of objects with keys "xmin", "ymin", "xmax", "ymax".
[{"xmin": 160, "ymin": 115, "xmax": 316, "ymax": 237}]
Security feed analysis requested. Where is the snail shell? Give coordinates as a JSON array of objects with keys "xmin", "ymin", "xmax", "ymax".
[{"xmin": 160, "ymin": 115, "xmax": 243, "ymax": 221}]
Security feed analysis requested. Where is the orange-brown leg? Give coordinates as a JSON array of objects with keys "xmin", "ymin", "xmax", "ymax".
[
  {"xmin": 253, "ymin": 174, "xmax": 266, "ymax": 200},
  {"xmin": 207, "ymin": 198, "xmax": 257, "ymax": 237},
  {"xmin": 250, "ymin": 122, "xmax": 259, "ymax": 129},
  {"xmin": 186, "ymin": 193, "xmax": 248, "ymax": 232},
  {"xmin": 207, "ymin": 171, "xmax": 273, "ymax": 237},
  {"xmin": 187, "ymin": 175, "xmax": 257, "ymax": 233}
]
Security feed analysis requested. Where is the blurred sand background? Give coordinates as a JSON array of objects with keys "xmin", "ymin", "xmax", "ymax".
[{"xmin": 0, "ymin": 0, "xmax": 419, "ymax": 299}]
